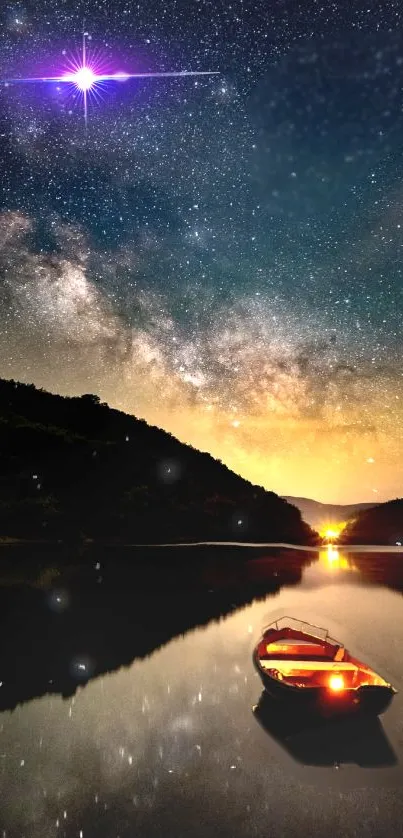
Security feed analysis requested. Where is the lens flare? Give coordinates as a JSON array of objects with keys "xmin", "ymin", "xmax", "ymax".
[
  {"xmin": 69, "ymin": 67, "xmax": 96, "ymax": 91},
  {"xmin": 318, "ymin": 521, "xmax": 347, "ymax": 542},
  {"xmin": 2, "ymin": 32, "xmax": 219, "ymax": 129}
]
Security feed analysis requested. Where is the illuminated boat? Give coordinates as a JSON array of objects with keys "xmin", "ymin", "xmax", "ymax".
[{"xmin": 253, "ymin": 617, "xmax": 396, "ymax": 715}]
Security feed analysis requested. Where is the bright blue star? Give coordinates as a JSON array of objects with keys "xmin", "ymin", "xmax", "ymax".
[{"xmin": 3, "ymin": 31, "xmax": 219, "ymax": 129}]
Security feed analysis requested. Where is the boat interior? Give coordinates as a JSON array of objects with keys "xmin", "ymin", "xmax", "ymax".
[{"xmin": 257, "ymin": 632, "xmax": 389, "ymax": 690}]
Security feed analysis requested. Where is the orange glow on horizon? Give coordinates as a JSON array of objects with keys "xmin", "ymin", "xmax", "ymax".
[
  {"xmin": 325, "ymin": 528, "xmax": 339, "ymax": 540},
  {"xmin": 318, "ymin": 521, "xmax": 348, "ymax": 542},
  {"xmin": 105, "ymin": 393, "xmax": 402, "ymax": 506},
  {"xmin": 2, "ymin": 207, "xmax": 402, "ymax": 508}
]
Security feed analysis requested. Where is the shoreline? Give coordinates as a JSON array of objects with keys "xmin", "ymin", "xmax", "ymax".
[{"xmin": 0, "ymin": 538, "xmax": 402, "ymax": 553}]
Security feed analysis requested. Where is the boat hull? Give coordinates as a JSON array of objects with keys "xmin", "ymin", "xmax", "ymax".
[{"xmin": 253, "ymin": 648, "xmax": 395, "ymax": 716}]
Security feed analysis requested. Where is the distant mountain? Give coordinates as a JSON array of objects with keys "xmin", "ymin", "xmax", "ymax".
[
  {"xmin": 283, "ymin": 496, "xmax": 376, "ymax": 529},
  {"xmin": 340, "ymin": 498, "xmax": 403, "ymax": 545},
  {"xmin": 0, "ymin": 378, "xmax": 317, "ymax": 545}
]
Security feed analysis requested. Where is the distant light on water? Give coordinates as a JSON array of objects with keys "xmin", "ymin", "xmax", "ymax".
[
  {"xmin": 319, "ymin": 546, "xmax": 356, "ymax": 572},
  {"xmin": 327, "ymin": 545, "xmax": 339, "ymax": 563}
]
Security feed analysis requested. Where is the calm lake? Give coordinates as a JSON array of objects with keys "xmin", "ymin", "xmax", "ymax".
[{"xmin": 1, "ymin": 544, "xmax": 403, "ymax": 837}]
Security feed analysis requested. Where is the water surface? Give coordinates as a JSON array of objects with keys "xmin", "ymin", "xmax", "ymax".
[{"xmin": 0, "ymin": 545, "xmax": 403, "ymax": 837}]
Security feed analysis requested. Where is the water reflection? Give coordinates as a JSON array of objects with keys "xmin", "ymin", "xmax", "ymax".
[
  {"xmin": 0, "ymin": 545, "xmax": 316, "ymax": 713},
  {"xmin": 1, "ymin": 544, "xmax": 403, "ymax": 715},
  {"xmin": 0, "ymin": 547, "xmax": 403, "ymax": 838},
  {"xmin": 253, "ymin": 691, "xmax": 397, "ymax": 768},
  {"xmin": 319, "ymin": 545, "xmax": 357, "ymax": 573},
  {"xmin": 318, "ymin": 544, "xmax": 403, "ymax": 597},
  {"xmin": 352, "ymin": 552, "xmax": 403, "ymax": 595}
]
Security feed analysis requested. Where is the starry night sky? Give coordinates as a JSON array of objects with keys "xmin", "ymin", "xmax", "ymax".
[{"xmin": 1, "ymin": 0, "xmax": 402, "ymax": 503}]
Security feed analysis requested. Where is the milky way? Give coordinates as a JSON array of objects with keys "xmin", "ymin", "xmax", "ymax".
[{"xmin": 1, "ymin": 1, "xmax": 403, "ymax": 502}]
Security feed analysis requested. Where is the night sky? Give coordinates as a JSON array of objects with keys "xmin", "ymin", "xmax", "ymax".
[{"xmin": 1, "ymin": 0, "xmax": 402, "ymax": 504}]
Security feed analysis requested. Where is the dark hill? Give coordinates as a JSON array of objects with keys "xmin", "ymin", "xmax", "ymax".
[
  {"xmin": 0, "ymin": 378, "xmax": 317, "ymax": 545},
  {"xmin": 340, "ymin": 499, "xmax": 403, "ymax": 545}
]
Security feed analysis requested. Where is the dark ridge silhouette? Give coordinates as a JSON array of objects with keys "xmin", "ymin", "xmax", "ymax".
[
  {"xmin": 0, "ymin": 377, "xmax": 318, "ymax": 545},
  {"xmin": 341, "ymin": 498, "xmax": 403, "ymax": 545},
  {"xmin": 0, "ymin": 545, "xmax": 316, "ymax": 713},
  {"xmin": 253, "ymin": 691, "xmax": 397, "ymax": 768},
  {"xmin": 283, "ymin": 496, "xmax": 376, "ymax": 528}
]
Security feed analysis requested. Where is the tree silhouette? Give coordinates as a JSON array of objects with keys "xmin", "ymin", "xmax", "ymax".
[{"xmin": 0, "ymin": 377, "xmax": 318, "ymax": 546}]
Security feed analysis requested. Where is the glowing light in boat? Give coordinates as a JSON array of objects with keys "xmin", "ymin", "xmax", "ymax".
[{"xmin": 329, "ymin": 674, "xmax": 344, "ymax": 692}]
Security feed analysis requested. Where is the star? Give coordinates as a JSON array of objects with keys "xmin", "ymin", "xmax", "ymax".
[
  {"xmin": 1, "ymin": 4, "xmax": 403, "ymax": 506},
  {"xmin": 3, "ymin": 31, "xmax": 219, "ymax": 128},
  {"xmin": 68, "ymin": 66, "xmax": 96, "ymax": 92}
]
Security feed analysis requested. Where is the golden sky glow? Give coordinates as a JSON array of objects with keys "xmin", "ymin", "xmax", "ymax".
[
  {"xmin": 318, "ymin": 522, "xmax": 348, "ymax": 540},
  {"xmin": 1, "ymin": 211, "xmax": 402, "ymax": 505}
]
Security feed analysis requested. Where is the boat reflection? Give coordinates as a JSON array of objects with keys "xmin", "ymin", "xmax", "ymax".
[{"xmin": 253, "ymin": 691, "xmax": 397, "ymax": 768}]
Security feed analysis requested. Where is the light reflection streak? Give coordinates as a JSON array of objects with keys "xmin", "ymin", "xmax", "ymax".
[{"xmin": 319, "ymin": 545, "xmax": 357, "ymax": 572}]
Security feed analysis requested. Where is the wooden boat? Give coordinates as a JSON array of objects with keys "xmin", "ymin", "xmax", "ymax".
[{"xmin": 253, "ymin": 617, "xmax": 396, "ymax": 715}]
